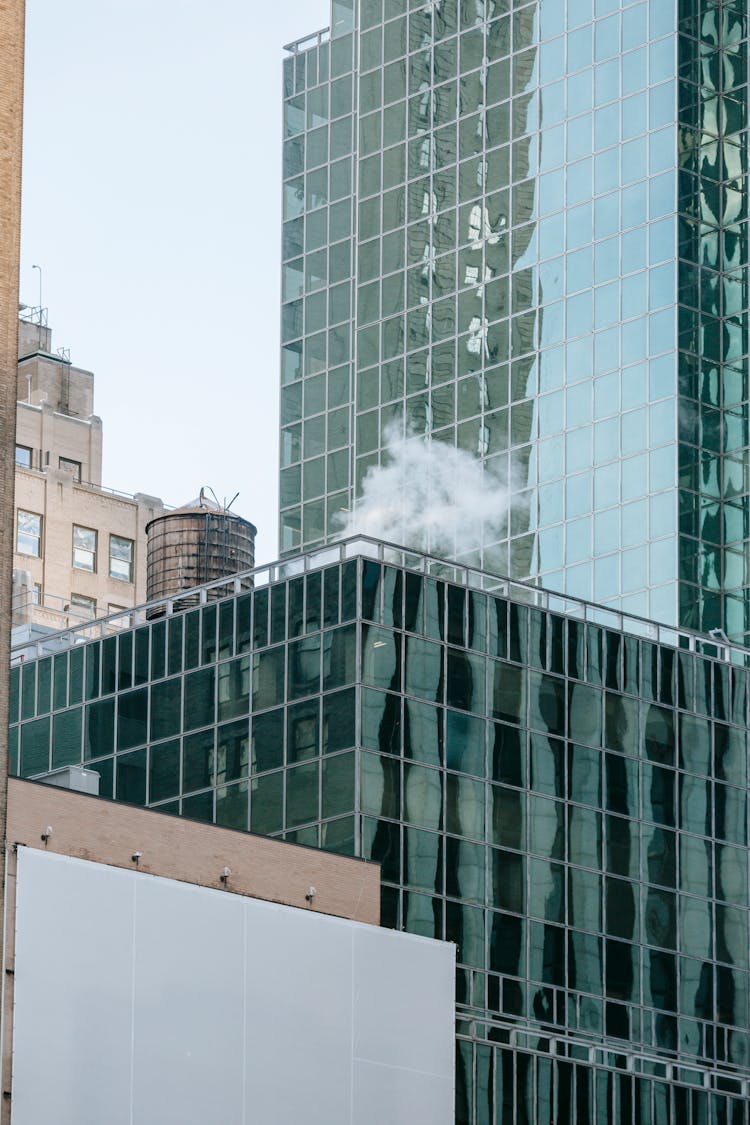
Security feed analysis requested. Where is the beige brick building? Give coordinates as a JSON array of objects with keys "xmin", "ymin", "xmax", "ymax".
[{"xmin": 12, "ymin": 313, "xmax": 164, "ymax": 634}]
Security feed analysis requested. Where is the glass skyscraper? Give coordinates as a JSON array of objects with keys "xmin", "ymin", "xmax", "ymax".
[
  {"xmin": 279, "ymin": 0, "xmax": 748, "ymax": 643},
  {"xmin": 10, "ymin": 544, "xmax": 750, "ymax": 1121}
]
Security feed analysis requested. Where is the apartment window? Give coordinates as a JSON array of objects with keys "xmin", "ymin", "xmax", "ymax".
[
  {"xmin": 17, "ymin": 510, "xmax": 42, "ymax": 557},
  {"xmin": 70, "ymin": 593, "xmax": 96, "ymax": 618},
  {"xmin": 15, "ymin": 445, "xmax": 32, "ymax": 469},
  {"xmin": 108, "ymin": 603, "xmax": 132, "ymax": 628},
  {"xmin": 59, "ymin": 457, "xmax": 82, "ymax": 482},
  {"xmin": 109, "ymin": 535, "xmax": 134, "ymax": 582},
  {"xmin": 32, "ymin": 583, "xmax": 42, "ymax": 606},
  {"xmin": 72, "ymin": 525, "xmax": 97, "ymax": 571}
]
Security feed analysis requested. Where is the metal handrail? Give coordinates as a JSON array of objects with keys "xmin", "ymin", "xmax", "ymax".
[
  {"xmin": 14, "ymin": 462, "xmax": 168, "ymax": 508},
  {"xmin": 11, "ymin": 535, "xmax": 749, "ymax": 666},
  {"xmin": 283, "ymin": 26, "xmax": 330, "ymax": 54}
]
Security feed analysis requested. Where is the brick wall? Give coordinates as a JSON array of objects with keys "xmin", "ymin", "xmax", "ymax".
[{"xmin": 0, "ymin": 5, "xmax": 26, "ymax": 1108}]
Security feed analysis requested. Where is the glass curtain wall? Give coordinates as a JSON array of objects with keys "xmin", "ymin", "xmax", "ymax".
[
  {"xmin": 10, "ymin": 552, "xmax": 750, "ymax": 1119},
  {"xmin": 677, "ymin": 0, "xmax": 749, "ymax": 644},
  {"xmin": 281, "ymin": 24, "xmax": 357, "ymax": 553},
  {"xmin": 279, "ymin": 0, "xmax": 750, "ymax": 644}
]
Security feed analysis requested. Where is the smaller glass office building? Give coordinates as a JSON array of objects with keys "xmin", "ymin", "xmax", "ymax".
[{"xmin": 10, "ymin": 539, "xmax": 750, "ymax": 1122}]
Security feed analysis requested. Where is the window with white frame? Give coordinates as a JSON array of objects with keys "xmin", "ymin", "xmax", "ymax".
[
  {"xmin": 72, "ymin": 525, "xmax": 97, "ymax": 571},
  {"xmin": 109, "ymin": 535, "xmax": 134, "ymax": 582},
  {"xmin": 17, "ymin": 511, "xmax": 42, "ymax": 557}
]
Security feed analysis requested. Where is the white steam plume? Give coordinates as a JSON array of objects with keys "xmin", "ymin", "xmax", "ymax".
[{"xmin": 337, "ymin": 428, "xmax": 512, "ymax": 560}]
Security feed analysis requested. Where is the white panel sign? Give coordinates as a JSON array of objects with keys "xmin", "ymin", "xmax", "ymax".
[{"xmin": 11, "ymin": 847, "xmax": 455, "ymax": 1125}]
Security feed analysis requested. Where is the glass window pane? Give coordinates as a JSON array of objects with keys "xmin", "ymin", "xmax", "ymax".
[
  {"xmin": 149, "ymin": 739, "xmax": 180, "ymax": 803},
  {"xmin": 117, "ymin": 749, "xmax": 147, "ymax": 806},
  {"xmin": 183, "ymin": 728, "xmax": 215, "ymax": 793},
  {"xmin": 109, "ymin": 535, "xmax": 134, "ymax": 581},
  {"xmin": 251, "ymin": 771, "xmax": 283, "ymax": 834},
  {"xmin": 252, "ymin": 709, "xmax": 284, "ymax": 774},
  {"xmin": 150, "ymin": 678, "xmax": 182, "ymax": 741},
  {"xmin": 17, "ymin": 510, "xmax": 42, "ymax": 557},
  {"xmin": 72, "ymin": 525, "xmax": 97, "ymax": 571},
  {"xmin": 52, "ymin": 710, "xmax": 81, "ymax": 770},
  {"xmin": 84, "ymin": 699, "xmax": 115, "ymax": 761},
  {"xmin": 216, "ymin": 781, "xmax": 249, "ymax": 830}
]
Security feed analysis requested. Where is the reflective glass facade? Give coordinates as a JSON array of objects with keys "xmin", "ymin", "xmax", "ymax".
[
  {"xmin": 10, "ymin": 543, "xmax": 750, "ymax": 1121},
  {"xmin": 279, "ymin": 0, "xmax": 749, "ymax": 644}
]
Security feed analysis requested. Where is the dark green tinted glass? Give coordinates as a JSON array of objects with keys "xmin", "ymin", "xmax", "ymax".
[
  {"xmin": 118, "ymin": 688, "xmax": 148, "ymax": 751},
  {"xmin": 184, "ymin": 667, "xmax": 216, "ymax": 731},
  {"xmin": 20, "ymin": 716, "xmax": 50, "ymax": 776},
  {"xmin": 201, "ymin": 605, "xmax": 217, "ymax": 665},
  {"xmin": 185, "ymin": 610, "xmax": 200, "ymax": 669},
  {"xmin": 322, "ymin": 752, "xmax": 355, "ymax": 819},
  {"xmin": 117, "ymin": 749, "xmax": 147, "ymax": 806},
  {"xmin": 117, "ymin": 633, "xmax": 133, "ymax": 691},
  {"xmin": 216, "ymin": 781, "xmax": 248, "ymax": 830},
  {"xmin": 150, "ymin": 621, "xmax": 166, "ymax": 681},
  {"xmin": 21, "ymin": 663, "xmax": 36, "ymax": 720},
  {"xmin": 134, "ymin": 628, "xmax": 149, "ymax": 685},
  {"xmin": 217, "ymin": 719, "xmax": 249, "ymax": 783},
  {"xmin": 149, "ymin": 739, "xmax": 181, "ymax": 803},
  {"xmin": 150, "ymin": 678, "xmax": 182, "ymax": 741},
  {"xmin": 101, "ymin": 637, "xmax": 117, "ymax": 696},
  {"xmin": 183, "ymin": 728, "xmax": 215, "ymax": 793},
  {"xmin": 182, "ymin": 790, "xmax": 214, "ymax": 823},
  {"xmin": 288, "ymin": 699, "xmax": 320, "ymax": 762},
  {"xmin": 251, "ymin": 771, "xmax": 283, "ymax": 834},
  {"xmin": 252, "ymin": 709, "xmax": 284, "ymax": 773},
  {"xmin": 84, "ymin": 699, "xmax": 115, "ymax": 761},
  {"xmin": 214, "ymin": 655, "xmax": 252, "ymax": 725},
  {"xmin": 286, "ymin": 761, "xmax": 319, "ymax": 827},
  {"xmin": 37, "ymin": 659, "xmax": 52, "ymax": 715},
  {"xmin": 168, "ymin": 616, "xmax": 184, "ymax": 675},
  {"xmin": 322, "ymin": 688, "xmax": 356, "ymax": 753},
  {"xmin": 10, "ymin": 665, "xmax": 19, "ymax": 725}
]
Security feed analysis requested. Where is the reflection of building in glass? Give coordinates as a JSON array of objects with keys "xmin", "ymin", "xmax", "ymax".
[
  {"xmin": 278, "ymin": 0, "xmax": 749, "ymax": 646},
  {"xmin": 11, "ymin": 540, "xmax": 750, "ymax": 1120},
  {"xmin": 280, "ymin": 1, "xmax": 538, "ymax": 580},
  {"xmin": 272, "ymin": 0, "xmax": 750, "ymax": 1113}
]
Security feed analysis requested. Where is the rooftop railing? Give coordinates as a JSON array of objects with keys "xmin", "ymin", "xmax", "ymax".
[
  {"xmin": 283, "ymin": 27, "xmax": 330, "ymax": 54},
  {"xmin": 11, "ymin": 535, "xmax": 748, "ymax": 666},
  {"xmin": 14, "ymin": 462, "xmax": 168, "ymax": 508}
]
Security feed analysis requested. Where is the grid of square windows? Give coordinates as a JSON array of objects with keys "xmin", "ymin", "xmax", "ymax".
[
  {"xmin": 10, "ymin": 552, "xmax": 750, "ymax": 1097},
  {"xmin": 280, "ymin": 0, "xmax": 750, "ymax": 653},
  {"xmin": 281, "ymin": 30, "xmax": 356, "ymax": 553}
]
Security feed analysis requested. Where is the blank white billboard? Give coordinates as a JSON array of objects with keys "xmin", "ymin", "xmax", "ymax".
[{"xmin": 11, "ymin": 847, "xmax": 454, "ymax": 1125}]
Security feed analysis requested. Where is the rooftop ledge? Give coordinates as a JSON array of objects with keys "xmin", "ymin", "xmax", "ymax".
[
  {"xmin": 11, "ymin": 534, "xmax": 746, "ymax": 667},
  {"xmin": 284, "ymin": 27, "xmax": 330, "ymax": 53}
]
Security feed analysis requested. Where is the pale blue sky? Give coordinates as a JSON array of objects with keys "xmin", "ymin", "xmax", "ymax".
[{"xmin": 21, "ymin": 0, "xmax": 329, "ymax": 564}]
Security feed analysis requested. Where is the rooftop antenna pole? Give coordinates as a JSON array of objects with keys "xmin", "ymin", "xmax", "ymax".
[
  {"xmin": 31, "ymin": 263, "xmax": 42, "ymax": 313},
  {"xmin": 32, "ymin": 264, "xmax": 42, "ymax": 347}
]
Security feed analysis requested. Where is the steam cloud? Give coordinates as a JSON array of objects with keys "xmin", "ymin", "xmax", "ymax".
[{"xmin": 337, "ymin": 428, "xmax": 512, "ymax": 560}]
